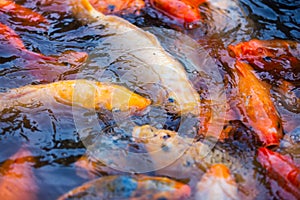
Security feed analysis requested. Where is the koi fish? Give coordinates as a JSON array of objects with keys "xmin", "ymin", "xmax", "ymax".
[
  {"xmin": 89, "ymin": 0, "xmax": 145, "ymax": 15},
  {"xmin": 149, "ymin": 0, "xmax": 204, "ymax": 25},
  {"xmin": 132, "ymin": 125, "xmax": 258, "ymax": 198},
  {"xmin": 0, "ymin": 0, "xmax": 48, "ymax": 30},
  {"xmin": 57, "ymin": 175, "xmax": 191, "ymax": 200},
  {"xmin": 0, "ymin": 147, "xmax": 38, "ymax": 200},
  {"xmin": 196, "ymin": 164, "xmax": 238, "ymax": 200},
  {"xmin": 257, "ymin": 147, "xmax": 300, "ymax": 200},
  {"xmin": 70, "ymin": 0, "xmax": 200, "ymax": 115},
  {"xmin": 228, "ymin": 39, "xmax": 300, "ymax": 81},
  {"xmin": 0, "ymin": 22, "xmax": 88, "ymax": 81},
  {"xmin": 234, "ymin": 61, "xmax": 283, "ymax": 147},
  {"xmin": 0, "ymin": 80, "xmax": 151, "ymax": 113}
]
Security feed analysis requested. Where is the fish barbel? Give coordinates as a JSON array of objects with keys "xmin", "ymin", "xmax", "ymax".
[{"xmin": 70, "ymin": 0, "xmax": 200, "ymax": 115}]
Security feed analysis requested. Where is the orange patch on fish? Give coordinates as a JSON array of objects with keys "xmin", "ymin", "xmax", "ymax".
[
  {"xmin": 0, "ymin": 0, "xmax": 48, "ymax": 25},
  {"xmin": 234, "ymin": 61, "xmax": 283, "ymax": 147},
  {"xmin": 149, "ymin": 0, "xmax": 202, "ymax": 24},
  {"xmin": 0, "ymin": 22, "xmax": 26, "ymax": 50},
  {"xmin": 196, "ymin": 163, "xmax": 238, "ymax": 200},
  {"xmin": 228, "ymin": 39, "xmax": 300, "ymax": 81},
  {"xmin": 0, "ymin": 147, "xmax": 37, "ymax": 200}
]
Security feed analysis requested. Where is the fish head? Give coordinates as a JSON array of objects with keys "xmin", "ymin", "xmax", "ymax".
[
  {"xmin": 132, "ymin": 125, "xmax": 192, "ymax": 161},
  {"xmin": 163, "ymin": 90, "xmax": 200, "ymax": 116},
  {"xmin": 196, "ymin": 164, "xmax": 238, "ymax": 200}
]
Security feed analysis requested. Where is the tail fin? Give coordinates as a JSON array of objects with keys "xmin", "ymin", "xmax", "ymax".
[{"xmin": 70, "ymin": 0, "xmax": 105, "ymax": 23}]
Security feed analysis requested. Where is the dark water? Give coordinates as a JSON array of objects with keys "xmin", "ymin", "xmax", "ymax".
[{"xmin": 0, "ymin": 0, "xmax": 299, "ymax": 199}]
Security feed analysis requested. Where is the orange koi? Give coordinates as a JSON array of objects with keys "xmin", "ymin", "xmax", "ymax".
[
  {"xmin": 0, "ymin": 147, "xmax": 37, "ymax": 200},
  {"xmin": 58, "ymin": 175, "xmax": 191, "ymax": 200},
  {"xmin": 228, "ymin": 39, "xmax": 300, "ymax": 81},
  {"xmin": 149, "ymin": 0, "xmax": 203, "ymax": 25},
  {"xmin": 257, "ymin": 147, "xmax": 300, "ymax": 200},
  {"xmin": 196, "ymin": 164, "xmax": 238, "ymax": 200},
  {"xmin": 0, "ymin": 79, "xmax": 151, "ymax": 113},
  {"xmin": 234, "ymin": 61, "xmax": 283, "ymax": 147}
]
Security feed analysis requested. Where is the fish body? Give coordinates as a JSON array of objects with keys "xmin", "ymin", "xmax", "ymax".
[
  {"xmin": 195, "ymin": 164, "xmax": 238, "ymax": 200},
  {"xmin": 0, "ymin": 147, "xmax": 37, "ymax": 200},
  {"xmin": 234, "ymin": 61, "xmax": 283, "ymax": 147},
  {"xmin": 132, "ymin": 125, "xmax": 249, "ymax": 178},
  {"xmin": 257, "ymin": 147, "xmax": 300, "ymax": 200},
  {"xmin": 0, "ymin": 0, "xmax": 48, "ymax": 30},
  {"xmin": 89, "ymin": 0, "xmax": 145, "ymax": 14},
  {"xmin": 57, "ymin": 175, "xmax": 191, "ymax": 200},
  {"xmin": 0, "ymin": 80, "xmax": 151, "ymax": 113},
  {"xmin": 228, "ymin": 39, "xmax": 300, "ymax": 81},
  {"xmin": 149, "ymin": 0, "xmax": 203, "ymax": 25},
  {"xmin": 71, "ymin": 0, "xmax": 200, "ymax": 115}
]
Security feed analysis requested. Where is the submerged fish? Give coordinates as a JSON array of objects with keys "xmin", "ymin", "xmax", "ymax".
[
  {"xmin": 0, "ymin": 147, "xmax": 38, "ymax": 200},
  {"xmin": 0, "ymin": 80, "xmax": 151, "ymax": 113},
  {"xmin": 0, "ymin": 22, "xmax": 88, "ymax": 82},
  {"xmin": 257, "ymin": 147, "xmax": 300, "ymax": 200},
  {"xmin": 58, "ymin": 175, "xmax": 191, "ymax": 200},
  {"xmin": 70, "ymin": 0, "xmax": 200, "ymax": 115},
  {"xmin": 234, "ymin": 61, "xmax": 283, "ymax": 147},
  {"xmin": 132, "ymin": 125, "xmax": 257, "ymax": 199},
  {"xmin": 0, "ymin": 0, "xmax": 48, "ymax": 30},
  {"xmin": 149, "ymin": 0, "xmax": 204, "ymax": 26},
  {"xmin": 89, "ymin": 0, "xmax": 145, "ymax": 15},
  {"xmin": 228, "ymin": 39, "xmax": 300, "ymax": 81},
  {"xmin": 196, "ymin": 164, "xmax": 238, "ymax": 200}
]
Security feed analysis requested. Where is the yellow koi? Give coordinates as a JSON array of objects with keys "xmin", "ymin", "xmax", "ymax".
[{"xmin": 0, "ymin": 80, "xmax": 151, "ymax": 113}]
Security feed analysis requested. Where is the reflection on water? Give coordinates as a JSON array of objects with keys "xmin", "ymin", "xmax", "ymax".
[{"xmin": 0, "ymin": 0, "xmax": 299, "ymax": 199}]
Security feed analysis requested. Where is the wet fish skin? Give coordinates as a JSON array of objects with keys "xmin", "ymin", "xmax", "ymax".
[
  {"xmin": 195, "ymin": 164, "xmax": 238, "ymax": 200},
  {"xmin": 70, "ymin": 0, "xmax": 200, "ymax": 115},
  {"xmin": 234, "ymin": 61, "xmax": 283, "ymax": 147},
  {"xmin": 0, "ymin": 147, "xmax": 38, "ymax": 200},
  {"xmin": 0, "ymin": 80, "xmax": 151, "ymax": 113},
  {"xmin": 132, "ymin": 125, "xmax": 245, "ymax": 178},
  {"xmin": 257, "ymin": 147, "xmax": 300, "ymax": 200},
  {"xmin": 0, "ymin": 22, "xmax": 88, "ymax": 82},
  {"xmin": 89, "ymin": 0, "xmax": 145, "ymax": 15},
  {"xmin": 0, "ymin": 0, "xmax": 48, "ymax": 28},
  {"xmin": 149, "ymin": 0, "xmax": 203, "ymax": 24},
  {"xmin": 57, "ymin": 175, "xmax": 191, "ymax": 200},
  {"xmin": 228, "ymin": 39, "xmax": 300, "ymax": 81}
]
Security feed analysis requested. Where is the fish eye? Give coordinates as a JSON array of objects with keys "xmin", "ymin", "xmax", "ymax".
[
  {"xmin": 263, "ymin": 56, "xmax": 272, "ymax": 62},
  {"xmin": 162, "ymin": 134, "xmax": 171, "ymax": 140},
  {"xmin": 112, "ymin": 108, "xmax": 121, "ymax": 112},
  {"xmin": 168, "ymin": 97, "xmax": 175, "ymax": 103}
]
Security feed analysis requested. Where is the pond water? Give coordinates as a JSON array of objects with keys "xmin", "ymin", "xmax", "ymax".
[{"xmin": 0, "ymin": 0, "xmax": 299, "ymax": 199}]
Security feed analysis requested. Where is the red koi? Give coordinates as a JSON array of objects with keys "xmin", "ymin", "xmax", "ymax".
[
  {"xmin": 228, "ymin": 39, "xmax": 300, "ymax": 81},
  {"xmin": 257, "ymin": 147, "xmax": 300, "ymax": 199},
  {"xmin": 149, "ymin": 0, "xmax": 204, "ymax": 25}
]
